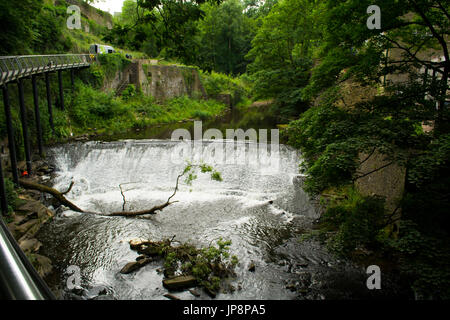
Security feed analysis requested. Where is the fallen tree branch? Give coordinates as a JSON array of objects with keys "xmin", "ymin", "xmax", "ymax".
[
  {"xmin": 19, "ymin": 179, "xmax": 85, "ymax": 213},
  {"xmin": 119, "ymin": 184, "xmax": 127, "ymax": 212},
  {"xmin": 20, "ymin": 163, "xmax": 221, "ymax": 218},
  {"xmin": 109, "ymin": 168, "xmax": 192, "ymax": 217},
  {"xmin": 109, "ymin": 201, "xmax": 178, "ymax": 217},
  {"xmin": 61, "ymin": 181, "xmax": 75, "ymax": 195}
]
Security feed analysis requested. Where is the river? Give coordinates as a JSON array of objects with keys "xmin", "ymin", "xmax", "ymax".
[{"xmin": 36, "ymin": 106, "xmax": 406, "ymax": 300}]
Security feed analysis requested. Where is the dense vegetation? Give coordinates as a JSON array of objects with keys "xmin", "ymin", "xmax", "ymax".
[
  {"xmin": 282, "ymin": 0, "xmax": 450, "ymax": 299},
  {"xmin": 0, "ymin": 0, "xmax": 448, "ymax": 299}
]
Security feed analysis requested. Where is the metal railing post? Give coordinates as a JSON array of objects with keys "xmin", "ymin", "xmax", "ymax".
[
  {"xmin": 32, "ymin": 75, "xmax": 44, "ymax": 157},
  {"xmin": 17, "ymin": 79, "xmax": 33, "ymax": 175},
  {"xmin": 45, "ymin": 73, "xmax": 55, "ymax": 135},
  {"xmin": 2, "ymin": 85, "xmax": 19, "ymax": 185},
  {"xmin": 57, "ymin": 70, "xmax": 64, "ymax": 110},
  {"xmin": 0, "ymin": 159, "xmax": 8, "ymax": 216}
]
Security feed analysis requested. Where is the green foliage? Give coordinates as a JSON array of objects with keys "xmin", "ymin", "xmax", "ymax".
[
  {"xmin": 200, "ymin": 71, "xmax": 250, "ymax": 105},
  {"xmin": 407, "ymin": 134, "xmax": 450, "ymax": 189},
  {"xmin": 3, "ymin": 178, "xmax": 18, "ymax": 213},
  {"xmin": 386, "ymin": 221, "xmax": 450, "ymax": 299},
  {"xmin": 121, "ymin": 84, "xmax": 137, "ymax": 101},
  {"xmin": 192, "ymin": 110, "xmax": 212, "ymax": 121},
  {"xmin": 196, "ymin": 0, "xmax": 256, "ymax": 75},
  {"xmin": 137, "ymin": 238, "xmax": 237, "ymax": 292},
  {"xmin": 0, "ymin": 0, "xmax": 43, "ymax": 54},
  {"xmin": 279, "ymin": 0, "xmax": 450, "ymax": 299},
  {"xmin": 246, "ymin": 0, "xmax": 324, "ymax": 117},
  {"xmin": 97, "ymin": 53, "xmax": 131, "ymax": 79},
  {"xmin": 32, "ymin": 4, "xmax": 72, "ymax": 54},
  {"xmin": 285, "ymin": 87, "xmax": 426, "ymax": 194},
  {"xmin": 70, "ymin": 84, "xmax": 131, "ymax": 128},
  {"xmin": 320, "ymin": 188, "xmax": 386, "ymax": 255},
  {"xmin": 182, "ymin": 162, "xmax": 223, "ymax": 186}
]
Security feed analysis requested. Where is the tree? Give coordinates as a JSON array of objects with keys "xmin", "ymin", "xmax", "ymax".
[
  {"xmin": 196, "ymin": 0, "xmax": 255, "ymax": 74},
  {"xmin": 284, "ymin": 0, "xmax": 450, "ymax": 298},
  {"xmin": 246, "ymin": 0, "xmax": 325, "ymax": 116},
  {"xmin": 104, "ymin": 0, "xmax": 222, "ymax": 63},
  {"xmin": 305, "ymin": 0, "xmax": 449, "ymax": 133},
  {"xmin": 0, "ymin": 0, "xmax": 43, "ymax": 54}
]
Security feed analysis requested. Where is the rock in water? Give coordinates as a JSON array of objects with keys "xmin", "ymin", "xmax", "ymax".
[
  {"xmin": 120, "ymin": 258, "xmax": 152, "ymax": 274},
  {"xmin": 163, "ymin": 275, "xmax": 197, "ymax": 291},
  {"xmin": 163, "ymin": 293, "xmax": 181, "ymax": 300},
  {"xmin": 204, "ymin": 287, "xmax": 217, "ymax": 298},
  {"xmin": 189, "ymin": 289, "xmax": 201, "ymax": 297}
]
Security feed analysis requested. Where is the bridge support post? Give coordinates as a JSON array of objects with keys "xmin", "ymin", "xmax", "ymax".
[
  {"xmin": 70, "ymin": 69, "xmax": 75, "ymax": 92},
  {"xmin": 17, "ymin": 79, "xmax": 33, "ymax": 175},
  {"xmin": 58, "ymin": 70, "xmax": 64, "ymax": 110},
  {"xmin": 0, "ymin": 158, "xmax": 8, "ymax": 216},
  {"xmin": 45, "ymin": 73, "xmax": 55, "ymax": 134},
  {"xmin": 2, "ymin": 85, "xmax": 19, "ymax": 185},
  {"xmin": 32, "ymin": 76, "xmax": 44, "ymax": 158}
]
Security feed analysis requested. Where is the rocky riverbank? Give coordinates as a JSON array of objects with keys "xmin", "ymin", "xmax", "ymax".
[{"xmin": 5, "ymin": 161, "xmax": 57, "ymax": 279}]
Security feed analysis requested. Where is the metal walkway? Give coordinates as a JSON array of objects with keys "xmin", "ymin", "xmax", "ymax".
[
  {"xmin": 0, "ymin": 54, "xmax": 93, "ymax": 86},
  {"xmin": 0, "ymin": 54, "xmax": 94, "ymax": 299}
]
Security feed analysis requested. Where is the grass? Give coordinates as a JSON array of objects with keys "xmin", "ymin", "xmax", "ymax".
[{"xmin": 58, "ymin": 82, "xmax": 227, "ymax": 138}]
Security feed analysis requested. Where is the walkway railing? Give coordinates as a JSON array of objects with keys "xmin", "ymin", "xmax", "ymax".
[
  {"xmin": 0, "ymin": 217, "xmax": 55, "ymax": 300},
  {"xmin": 0, "ymin": 54, "xmax": 93, "ymax": 86}
]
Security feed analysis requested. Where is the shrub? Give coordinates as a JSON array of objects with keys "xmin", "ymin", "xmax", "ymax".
[
  {"xmin": 320, "ymin": 188, "xmax": 386, "ymax": 256},
  {"xmin": 200, "ymin": 71, "xmax": 250, "ymax": 105},
  {"xmin": 387, "ymin": 220, "xmax": 450, "ymax": 299},
  {"xmin": 70, "ymin": 84, "xmax": 131, "ymax": 128},
  {"xmin": 121, "ymin": 84, "xmax": 136, "ymax": 101},
  {"xmin": 192, "ymin": 110, "xmax": 212, "ymax": 121}
]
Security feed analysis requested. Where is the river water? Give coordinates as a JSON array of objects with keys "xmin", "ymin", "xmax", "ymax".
[{"xmin": 37, "ymin": 107, "xmax": 406, "ymax": 300}]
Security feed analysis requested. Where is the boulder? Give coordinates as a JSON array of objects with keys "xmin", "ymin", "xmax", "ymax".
[
  {"xmin": 32, "ymin": 254, "xmax": 53, "ymax": 278},
  {"xmin": 162, "ymin": 275, "xmax": 197, "ymax": 291},
  {"xmin": 189, "ymin": 289, "xmax": 201, "ymax": 297},
  {"xmin": 19, "ymin": 237, "xmax": 42, "ymax": 253},
  {"xmin": 163, "ymin": 293, "xmax": 180, "ymax": 300},
  {"xmin": 120, "ymin": 258, "xmax": 152, "ymax": 274},
  {"xmin": 15, "ymin": 219, "xmax": 41, "ymax": 239}
]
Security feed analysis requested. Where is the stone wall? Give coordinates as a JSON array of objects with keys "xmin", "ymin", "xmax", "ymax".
[
  {"xmin": 355, "ymin": 151, "xmax": 406, "ymax": 231},
  {"xmin": 144, "ymin": 64, "xmax": 207, "ymax": 101},
  {"xmin": 107, "ymin": 60, "xmax": 207, "ymax": 102},
  {"xmin": 329, "ymin": 78, "xmax": 406, "ymax": 225}
]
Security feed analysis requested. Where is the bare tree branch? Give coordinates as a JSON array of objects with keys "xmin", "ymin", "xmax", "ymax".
[
  {"xmin": 353, "ymin": 161, "xmax": 394, "ymax": 182},
  {"xmin": 61, "ymin": 181, "xmax": 75, "ymax": 196}
]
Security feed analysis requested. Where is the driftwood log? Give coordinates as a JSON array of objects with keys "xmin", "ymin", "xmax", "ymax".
[
  {"xmin": 19, "ymin": 179, "xmax": 85, "ymax": 213},
  {"xmin": 18, "ymin": 166, "xmax": 209, "ymax": 218},
  {"xmin": 109, "ymin": 201, "xmax": 176, "ymax": 217},
  {"xmin": 18, "ymin": 178, "xmax": 178, "ymax": 217}
]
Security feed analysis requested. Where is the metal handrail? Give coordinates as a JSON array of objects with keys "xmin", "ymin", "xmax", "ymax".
[
  {"xmin": 0, "ymin": 54, "xmax": 94, "ymax": 86},
  {"xmin": 0, "ymin": 217, "xmax": 55, "ymax": 300}
]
